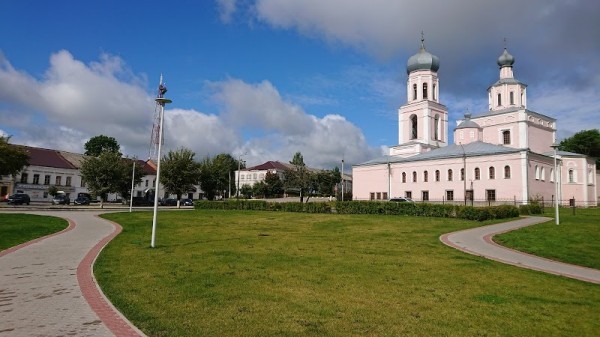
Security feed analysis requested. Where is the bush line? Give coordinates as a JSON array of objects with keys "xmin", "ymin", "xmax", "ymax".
[{"xmin": 195, "ymin": 200, "xmax": 543, "ymax": 221}]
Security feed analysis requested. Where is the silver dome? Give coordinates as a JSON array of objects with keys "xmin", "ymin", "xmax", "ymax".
[
  {"xmin": 497, "ymin": 48, "xmax": 515, "ymax": 67},
  {"xmin": 406, "ymin": 40, "xmax": 440, "ymax": 74}
]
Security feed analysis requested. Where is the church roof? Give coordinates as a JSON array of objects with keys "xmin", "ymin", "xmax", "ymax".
[
  {"xmin": 406, "ymin": 37, "xmax": 439, "ymax": 74},
  {"xmin": 471, "ymin": 107, "xmax": 556, "ymax": 121},
  {"xmin": 355, "ymin": 141, "xmax": 523, "ymax": 167}
]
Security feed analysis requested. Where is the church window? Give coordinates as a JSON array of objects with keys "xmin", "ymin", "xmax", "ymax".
[
  {"xmin": 435, "ymin": 170, "xmax": 440, "ymax": 182},
  {"xmin": 370, "ymin": 192, "xmax": 375, "ymax": 200},
  {"xmin": 422, "ymin": 191, "xmax": 429, "ymax": 201},
  {"xmin": 448, "ymin": 169, "xmax": 453, "ymax": 181},
  {"xmin": 410, "ymin": 115, "xmax": 418, "ymax": 139},
  {"xmin": 402, "ymin": 172, "xmax": 406, "ymax": 183},
  {"xmin": 446, "ymin": 190, "xmax": 454, "ymax": 201},
  {"xmin": 460, "ymin": 168, "xmax": 465, "ymax": 181},
  {"xmin": 535, "ymin": 165, "xmax": 539, "ymax": 180},
  {"xmin": 433, "ymin": 84, "xmax": 436, "ymax": 100},
  {"xmin": 497, "ymin": 93, "xmax": 502, "ymax": 106},
  {"xmin": 434, "ymin": 115, "xmax": 440, "ymax": 140},
  {"xmin": 423, "ymin": 83, "xmax": 428, "ymax": 100},
  {"xmin": 568, "ymin": 169, "xmax": 575, "ymax": 183},
  {"xmin": 423, "ymin": 171, "xmax": 428, "ymax": 182},
  {"xmin": 486, "ymin": 189, "xmax": 496, "ymax": 201},
  {"xmin": 405, "ymin": 191, "xmax": 412, "ymax": 199},
  {"xmin": 413, "ymin": 84, "xmax": 417, "ymax": 100},
  {"xmin": 502, "ymin": 130, "xmax": 511, "ymax": 145},
  {"xmin": 489, "ymin": 166, "xmax": 495, "ymax": 179},
  {"xmin": 550, "ymin": 168, "xmax": 554, "ymax": 182},
  {"xmin": 474, "ymin": 167, "xmax": 480, "ymax": 180},
  {"xmin": 510, "ymin": 91, "xmax": 514, "ymax": 105},
  {"xmin": 412, "ymin": 171, "xmax": 417, "ymax": 182},
  {"xmin": 504, "ymin": 165, "xmax": 511, "ymax": 179},
  {"xmin": 540, "ymin": 167, "xmax": 545, "ymax": 181}
]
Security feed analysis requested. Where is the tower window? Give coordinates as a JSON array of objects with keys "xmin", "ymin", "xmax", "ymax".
[
  {"xmin": 510, "ymin": 91, "xmax": 514, "ymax": 105},
  {"xmin": 423, "ymin": 83, "xmax": 428, "ymax": 100},
  {"xmin": 410, "ymin": 115, "xmax": 418, "ymax": 139},
  {"xmin": 502, "ymin": 130, "xmax": 511, "ymax": 145},
  {"xmin": 497, "ymin": 93, "xmax": 502, "ymax": 106},
  {"xmin": 413, "ymin": 84, "xmax": 417, "ymax": 100},
  {"xmin": 433, "ymin": 84, "xmax": 436, "ymax": 100},
  {"xmin": 568, "ymin": 169, "xmax": 575, "ymax": 183},
  {"xmin": 434, "ymin": 115, "xmax": 440, "ymax": 140}
]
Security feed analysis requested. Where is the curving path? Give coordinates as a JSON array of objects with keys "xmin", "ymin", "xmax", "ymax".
[
  {"xmin": 0, "ymin": 210, "xmax": 145, "ymax": 337},
  {"xmin": 440, "ymin": 216, "xmax": 600, "ymax": 284}
]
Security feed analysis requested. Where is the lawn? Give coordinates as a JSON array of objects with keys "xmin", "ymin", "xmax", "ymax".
[
  {"xmin": 495, "ymin": 207, "xmax": 600, "ymax": 269},
  {"xmin": 97, "ymin": 210, "xmax": 600, "ymax": 337},
  {"xmin": 0, "ymin": 213, "xmax": 69, "ymax": 250}
]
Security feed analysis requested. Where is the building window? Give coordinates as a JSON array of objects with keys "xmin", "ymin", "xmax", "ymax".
[
  {"xmin": 44, "ymin": 175, "xmax": 51, "ymax": 185},
  {"xmin": 497, "ymin": 93, "xmax": 502, "ymax": 106},
  {"xmin": 474, "ymin": 167, "xmax": 480, "ymax": 180},
  {"xmin": 448, "ymin": 169, "xmax": 453, "ymax": 181},
  {"xmin": 20, "ymin": 173, "xmax": 28, "ymax": 183},
  {"xmin": 434, "ymin": 115, "xmax": 440, "ymax": 140},
  {"xmin": 55, "ymin": 176, "xmax": 62, "ymax": 186},
  {"xmin": 535, "ymin": 165, "xmax": 539, "ymax": 180},
  {"xmin": 412, "ymin": 171, "xmax": 417, "ymax": 182},
  {"xmin": 541, "ymin": 167, "xmax": 545, "ymax": 181},
  {"xmin": 489, "ymin": 167, "xmax": 495, "ymax": 179},
  {"xmin": 376, "ymin": 192, "xmax": 381, "ymax": 200},
  {"xmin": 550, "ymin": 168, "xmax": 554, "ymax": 182},
  {"xmin": 402, "ymin": 172, "xmax": 406, "ymax": 183},
  {"xmin": 66, "ymin": 177, "xmax": 72, "ymax": 187},
  {"xmin": 504, "ymin": 165, "xmax": 511, "ymax": 179},
  {"xmin": 410, "ymin": 115, "xmax": 418, "ymax": 139},
  {"xmin": 413, "ymin": 84, "xmax": 417, "ymax": 100},
  {"xmin": 422, "ymin": 190, "xmax": 429, "ymax": 201},
  {"xmin": 568, "ymin": 169, "xmax": 575, "ymax": 183},
  {"xmin": 486, "ymin": 189, "xmax": 496, "ymax": 201},
  {"xmin": 405, "ymin": 191, "xmax": 412, "ymax": 199},
  {"xmin": 370, "ymin": 192, "xmax": 375, "ymax": 201},
  {"xmin": 460, "ymin": 168, "xmax": 465, "ymax": 181},
  {"xmin": 510, "ymin": 91, "xmax": 514, "ymax": 105},
  {"xmin": 382, "ymin": 192, "xmax": 388, "ymax": 200},
  {"xmin": 33, "ymin": 174, "xmax": 40, "ymax": 185},
  {"xmin": 433, "ymin": 84, "xmax": 436, "ymax": 100},
  {"xmin": 446, "ymin": 190, "xmax": 454, "ymax": 201},
  {"xmin": 423, "ymin": 171, "xmax": 428, "ymax": 182},
  {"xmin": 435, "ymin": 170, "xmax": 440, "ymax": 182},
  {"xmin": 423, "ymin": 83, "xmax": 428, "ymax": 100}
]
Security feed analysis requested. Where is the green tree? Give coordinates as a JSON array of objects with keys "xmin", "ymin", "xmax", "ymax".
[
  {"xmin": 80, "ymin": 151, "xmax": 128, "ymax": 208},
  {"xmin": 160, "ymin": 148, "xmax": 201, "ymax": 206},
  {"xmin": 84, "ymin": 135, "xmax": 121, "ymax": 156},
  {"xmin": 212, "ymin": 153, "xmax": 239, "ymax": 198},
  {"xmin": 559, "ymin": 129, "xmax": 600, "ymax": 166},
  {"xmin": 252, "ymin": 181, "xmax": 268, "ymax": 198},
  {"xmin": 240, "ymin": 184, "xmax": 253, "ymax": 199},
  {"xmin": 115, "ymin": 159, "xmax": 145, "ymax": 203},
  {"xmin": 264, "ymin": 171, "xmax": 284, "ymax": 198},
  {"xmin": 47, "ymin": 185, "xmax": 59, "ymax": 197},
  {"xmin": 283, "ymin": 152, "xmax": 313, "ymax": 202},
  {"xmin": 0, "ymin": 136, "xmax": 29, "ymax": 177}
]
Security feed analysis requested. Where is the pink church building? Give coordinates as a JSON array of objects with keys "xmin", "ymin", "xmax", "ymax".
[{"xmin": 353, "ymin": 39, "xmax": 597, "ymax": 206}]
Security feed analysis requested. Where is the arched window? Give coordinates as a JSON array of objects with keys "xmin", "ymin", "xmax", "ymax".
[
  {"xmin": 489, "ymin": 166, "xmax": 495, "ymax": 179},
  {"xmin": 474, "ymin": 167, "xmax": 480, "ymax": 180},
  {"xmin": 497, "ymin": 93, "xmax": 502, "ymax": 106},
  {"xmin": 568, "ymin": 169, "xmax": 575, "ymax": 183},
  {"xmin": 423, "ymin": 171, "xmax": 428, "ymax": 182},
  {"xmin": 540, "ymin": 167, "xmax": 545, "ymax": 181},
  {"xmin": 435, "ymin": 170, "xmax": 440, "ymax": 182},
  {"xmin": 402, "ymin": 172, "xmax": 406, "ymax": 183},
  {"xmin": 502, "ymin": 130, "xmax": 511, "ymax": 145},
  {"xmin": 460, "ymin": 168, "xmax": 465, "ymax": 181},
  {"xmin": 504, "ymin": 165, "xmax": 511, "ymax": 179},
  {"xmin": 423, "ymin": 83, "xmax": 428, "ymax": 100},
  {"xmin": 413, "ymin": 84, "xmax": 417, "ymax": 100},
  {"xmin": 433, "ymin": 84, "xmax": 436, "ymax": 100},
  {"xmin": 535, "ymin": 165, "xmax": 539, "ymax": 180},
  {"xmin": 448, "ymin": 169, "xmax": 453, "ymax": 181},
  {"xmin": 412, "ymin": 171, "xmax": 417, "ymax": 182},
  {"xmin": 510, "ymin": 91, "xmax": 514, "ymax": 105},
  {"xmin": 410, "ymin": 115, "xmax": 418, "ymax": 139},
  {"xmin": 550, "ymin": 168, "xmax": 554, "ymax": 182},
  {"xmin": 434, "ymin": 115, "xmax": 440, "ymax": 140}
]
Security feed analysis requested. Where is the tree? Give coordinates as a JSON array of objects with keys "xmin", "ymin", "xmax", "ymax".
[
  {"xmin": 240, "ymin": 184, "xmax": 253, "ymax": 199},
  {"xmin": 559, "ymin": 129, "xmax": 600, "ymax": 166},
  {"xmin": 47, "ymin": 185, "xmax": 59, "ymax": 197},
  {"xmin": 80, "ymin": 151, "xmax": 128, "ymax": 208},
  {"xmin": 283, "ymin": 152, "xmax": 313, "ymax": 202},
  {"xmin": 212, "ymin": 153, "xmax": 239, "ymax": 198},
  {"xmin": 160, "ymin": 148, "xmax": 201, "ymax": 206},
  {"xmin": 0, "ymin": 136, "xmax": 29, "ymax": 177},
  {"xmin": 264, "ymin": 171, "xmax": 284, "ymax": 198},
  {"xmin": 252, "ymin": 181, "xmax": 268, "ymax": 198},
  {"xmin": 115, "ymin": 159, "xmax": 145, "ymax": 203},
  {"xmin": 84, "ymin": 135, "xmax": 121, "ymax": 156}
]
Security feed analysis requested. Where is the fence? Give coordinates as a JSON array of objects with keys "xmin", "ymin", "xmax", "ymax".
[{"xmin": 352, "ymin": 196, "xmax": 598, "ymax": 208}]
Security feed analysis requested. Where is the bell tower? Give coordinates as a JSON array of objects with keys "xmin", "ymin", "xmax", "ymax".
[{"xmin": 390, "ymin": 35, "xmax": 448, "ymax": 157}]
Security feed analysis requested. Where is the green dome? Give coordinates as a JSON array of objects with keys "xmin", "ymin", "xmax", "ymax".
[{"xmin": 407, "ymin": 40, "xmax": 440, "ymax": 74}]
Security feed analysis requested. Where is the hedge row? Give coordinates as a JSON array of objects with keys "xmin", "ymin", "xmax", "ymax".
[{"xmin": 195, "ymin": 200, "xmax": 537, "ymax": 221}]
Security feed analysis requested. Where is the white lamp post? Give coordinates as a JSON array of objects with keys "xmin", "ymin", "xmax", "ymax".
[
  {"xmin": 551, "ymin": 143, "xmax": 560, "ymax": 225},
  {"xmin": 129, "ymin": 160, "xmax": 135, "ymax": 213}
]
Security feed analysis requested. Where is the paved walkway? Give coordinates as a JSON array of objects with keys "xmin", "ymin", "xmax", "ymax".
[
  {"xmin": 0, "ymin": 211, "xmax": 145, "ymax": 337},
  {"xmin": 440, "ymin": 216, "xmax": 600, "ymax": 284}
]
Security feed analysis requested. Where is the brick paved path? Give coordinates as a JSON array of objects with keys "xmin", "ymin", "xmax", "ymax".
[
  {"xmin": 0, "ymin": 211, "xmax": 144, "ymax": 337},
  {"xmin": 440, "ymin": 216, "xmax": 600, "ymax": 284}
]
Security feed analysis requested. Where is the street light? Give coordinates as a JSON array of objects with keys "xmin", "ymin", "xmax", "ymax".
[
  {"xmin": 129, "ymin": 160, "xmax": 135, "ymax": 213},
  {"xmin": 551, "ymin": 143, "xmax": 560, "ymax": 225},
  {"xmin": 341, "ymin": 159, "xmax": 345, "ymax": 201},
  {"xmin": 236, "ymin": 152, "xmax": 247, "ymax": 198}
]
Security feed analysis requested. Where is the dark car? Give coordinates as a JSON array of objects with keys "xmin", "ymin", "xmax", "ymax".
[
  {"xmin": 180, "ymin": 198, "xmax": 194, "ymax": 206},
  {"xmin": 8, "ymin": 194, "xmax": 30, "ymax": 205},
  {"xmin": 131, "ymin": 197, "xmax": 153, "ymax": 206},
  {"xmin": 74, "ymin": 196, "xmax": 90, "ymax": 205},
  {"xmin": 52, "ymin": 195, "xmax": 71, "ymax": 205},
  {"xmin": 389, "ymin": 197, "xmax": 414, "ymax": 203},
  {"xmin": 161, "ymin": 198, "xmax": 178, "ymax": 206}
]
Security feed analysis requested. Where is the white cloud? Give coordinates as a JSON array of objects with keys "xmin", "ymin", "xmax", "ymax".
[{"xmin": 216, "ymin": 0, "xmax": 238, "ymax": 23}]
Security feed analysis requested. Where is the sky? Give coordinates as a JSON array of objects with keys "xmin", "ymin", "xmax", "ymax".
[{"xmin": 1, "ymin": 0, "xmax": 599, "ymax": 170}]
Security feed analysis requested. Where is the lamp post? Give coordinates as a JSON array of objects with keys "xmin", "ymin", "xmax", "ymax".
[
  {"xmin": 129, "ymin": 160, "xmax": 135, "ymax": 213},
  {"xmin": 341, "ymin": 159, "xmax": 345, "ymax": 201},
  {"xmin": 151, "ymin": 76, "xmax": 172, "ymax": 248},
  {"xmin": 551, "ymin": 143, "xmax": 560, "ymax": 225},
  {"xmin": 459, "ymin": 143, "xmax": 467, "ymax": 206},
  {"xmin": 236, "ymin": 152, "xmax": 247, "ymax": 198}
]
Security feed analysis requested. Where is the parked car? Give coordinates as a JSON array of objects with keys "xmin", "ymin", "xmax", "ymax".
[
  {"xmin": 161, "ymin": 198, "xmax": 178, "ymax": 206},
  {"xmin": 74, "ymin": 196, "xmax": 90, "ymax": 205},
  {"xmin": 52, "ymin": 195, "xmax": 71, "ymax": 205},
  {"xmin": 131, "ymin": 197, "xmax": 153, "ymax": 206},
  {"xmin": 389, "ymin": 197, "xmax": 414, "ymax": 203},
  {"xmin": 180, "ymin": 198, "xmax": 194, "ymax": 206},
  {"xmin": 8, "ymin": 193, "xmax": 30, "ymax": 205}
]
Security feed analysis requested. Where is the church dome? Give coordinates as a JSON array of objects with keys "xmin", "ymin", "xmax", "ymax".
[
  {"xmin": 497, "ymin": 48, "xmax": 515, "ymax": 67},
  {"xmin": 455, "ymin": 113, "xmax": 481, "ymax": 130},
  {"xmin": 407, "ymin": 39, "xmax": 440, "ymax": 74}
]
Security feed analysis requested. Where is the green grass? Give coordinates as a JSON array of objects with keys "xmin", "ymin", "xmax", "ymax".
[
  {"xmin": 495, "ymin": 208, "xmax": 600, "ymax": 269},
  {"xmin": 0, "ymin": 213, "xmax": 69, "ymax": 250},
  {"xmin": 97, "ymin": 210, "xmax": 600, "ymax": 337}
]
